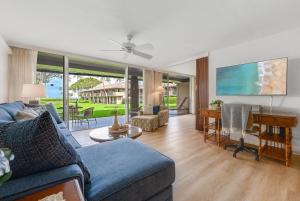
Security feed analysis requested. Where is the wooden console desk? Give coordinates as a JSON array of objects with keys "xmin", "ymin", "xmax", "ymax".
[{"xmin": 200, "ymin": 108, "xmax": 298, "ymax": 166}]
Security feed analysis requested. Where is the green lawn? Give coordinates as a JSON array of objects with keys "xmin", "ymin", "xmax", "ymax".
[
  {"xmin": 164, "ymin": 96, "xmax": 177, "ymax": 109},
  {"xmin": 41, "ymin": 96, "xmax": 177, "ymax": 118},
  {"xmin": 40, "ymin": 98, "xmax": 125, "ymax": 118}
]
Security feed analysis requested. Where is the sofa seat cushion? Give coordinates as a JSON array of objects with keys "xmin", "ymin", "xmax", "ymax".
[{"xmin": 77, "ymin": 139, "xmax": 175, "ymax": 201}]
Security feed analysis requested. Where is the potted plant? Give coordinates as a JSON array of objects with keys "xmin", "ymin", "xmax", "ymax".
[
  {"xmin": 210, "ymin": 99, "xmax": 223, "ymax": 110},
  {"xmin": 0, "ymin": 148, "xmax": 14, "ymax": 186}
]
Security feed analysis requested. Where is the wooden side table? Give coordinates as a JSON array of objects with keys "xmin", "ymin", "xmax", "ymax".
[
  {"xmin": 201, "ymin": 108, "xmax": 223, "ymax": 146},
  {"xmin": 17, "ymin": 179, "xmax": 84, "ymax": 201}
]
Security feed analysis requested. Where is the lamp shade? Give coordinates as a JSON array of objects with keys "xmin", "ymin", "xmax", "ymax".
[
  {"xmin": 157, "ymin": 85, "xmax": 164, "ymax": 93},
  {"xmin": 21, "ymin": 84, "xmax": 46, "ymax": 98}
]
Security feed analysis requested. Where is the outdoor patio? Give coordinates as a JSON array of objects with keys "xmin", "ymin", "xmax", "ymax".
[
  {"xmin": 69, "ymin": 115, "xmax": 126, "ymax": 131},
  {"xmin": 68, "ymin": 113, "xmax": 182, "ymax": 132}
]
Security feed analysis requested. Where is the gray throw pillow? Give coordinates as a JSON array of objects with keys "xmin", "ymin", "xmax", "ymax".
[
  {"xmin": 0, "ymin": 111, "xmax": 90, "ymax": 182},
  {"xmin": 143, "ymin": 105, "xmax": 153, "ymax": 115},
  {"xmin": 26, "ymin": 103, "xmax": 62, "ymax": 124},
  {"xmin": 14, "ymin": 107, "xmax": 39, "ymax": 121}
]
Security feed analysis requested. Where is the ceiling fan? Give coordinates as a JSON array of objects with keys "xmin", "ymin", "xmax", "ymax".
[{"xmin": 100, "ymin": 34, "xmax": 154, "ymax": 60}]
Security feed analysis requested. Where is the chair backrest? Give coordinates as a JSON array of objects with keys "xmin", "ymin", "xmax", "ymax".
[
  {"xmin": 69, "ymin": 106, "xmax": 79, "ymax": 114},
  {"xmin": 84, "ymin": 107, "xmax": 94, "ymax": 118},
  {"xmin": 177, "ymin": 97, "xmax": 188, "ymax": 109}
]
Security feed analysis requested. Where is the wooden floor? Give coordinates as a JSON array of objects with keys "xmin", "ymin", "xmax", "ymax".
[{"xmin": 73, "ymin": 115, "xmax": 300, "ymax": 201}]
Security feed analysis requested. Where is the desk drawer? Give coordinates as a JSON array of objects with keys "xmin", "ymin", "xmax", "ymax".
[
  {"xmin": 259, "ymin": 116, "xmax": 296, "ymax": 127},
  {"xmin": 200, "ymin": 109, "xmax": 220, "ymax": 118}
]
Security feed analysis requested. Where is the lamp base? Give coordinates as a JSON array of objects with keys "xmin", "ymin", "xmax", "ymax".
[{"xmin": 29, "ymin": 100, "xmax": 39, "ymax": 105}]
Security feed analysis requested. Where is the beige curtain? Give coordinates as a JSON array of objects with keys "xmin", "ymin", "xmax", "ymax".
[
  {"xmin": 143, "ymin": 70, "xmax": 163, "ymax": 107},
  {"xmin": 154, "ymin": 71, "xmax": 162, "ymax": 105},
  {"xmin": 8, "ymin": 47, "xmax": 37, "ymax": 102},
  {"xmin": 143, "ymin": 70, "xmax": 154, "ymax": 107}
]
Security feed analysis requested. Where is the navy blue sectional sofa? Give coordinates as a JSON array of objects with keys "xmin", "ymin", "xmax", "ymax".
[{"xmin": 0, "ymin": 101, "xmax": 175, "ymax": 201}]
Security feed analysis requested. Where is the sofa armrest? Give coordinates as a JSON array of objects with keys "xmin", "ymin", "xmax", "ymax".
[{"xmin": 0, "ymin": 164, "xmax": 84, "ymax": 201}]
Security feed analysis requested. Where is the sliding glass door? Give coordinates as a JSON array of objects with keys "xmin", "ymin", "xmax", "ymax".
[
  {"xmin": 36, "ymin": 51, "xmax": 192, "ymax": 130},
  {"xmin": 36, "ymin": 53, "xmax": 65, "ymax": 120}
]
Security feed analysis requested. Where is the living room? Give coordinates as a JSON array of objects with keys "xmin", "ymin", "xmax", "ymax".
[{"xmin": 1, "ymin": 1, "xmax": 300, "ymax": 201}]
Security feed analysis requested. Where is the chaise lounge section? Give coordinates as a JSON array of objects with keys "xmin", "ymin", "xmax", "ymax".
[{"xmin": 0, "ymin": 101, "xmax": 175, "ymax": 201}]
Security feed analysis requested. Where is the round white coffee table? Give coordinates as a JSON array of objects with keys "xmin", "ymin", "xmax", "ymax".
[{"xmin": 89, "ymin": 125, "xmax": 142, "ymax": 142}]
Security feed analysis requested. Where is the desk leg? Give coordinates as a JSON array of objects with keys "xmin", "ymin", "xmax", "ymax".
[
  {"xmin": 215, "ymin": 118, "xmax": 218, "ymax": 146},
  {"xmin": 285, "ymin": 127, "xmax": 290, "ymax": 166},
  {"xmin": 203, "ymin": 117, "xmax": 206, "ymax": 143},
  {"xmin": 217, "ymin": 118, "xmax": 220, "ymax": 147},
  {"xmin": 258, "ymin": 124, "xmax": 262, "ymax": 160}
]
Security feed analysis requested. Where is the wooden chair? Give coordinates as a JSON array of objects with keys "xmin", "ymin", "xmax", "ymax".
[
  {"xmin": 69, "ymin": 106, "xmax": 80, "ymax": 124},
  {"xmin": 74, "ymin": 107, "xmax": 97, "ymax": 127},
  {"xmin": 223, "ymin": 112, "xmax": 260, "ymax": 161}
]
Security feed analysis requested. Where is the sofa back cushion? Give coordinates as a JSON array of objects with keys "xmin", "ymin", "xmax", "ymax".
[
  {"xmin": 45, "ymin": 103, "xmax": 62, "ymax": 124},
  {"xmin": 143, "ymin": 105, "xmax": 153, "ymax": 115},
  {"xmin": 0, "ymin": 108, "xmax": 14, "ymax": 122},
  {"xmin": 0, "ymin": 101, "xmax": 25, "ymax": 120},
  {"xmin": 0, "ymin": 111, "xmax": 90, "ymax": 182}
]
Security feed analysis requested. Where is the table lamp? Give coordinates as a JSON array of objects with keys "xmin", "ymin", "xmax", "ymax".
[{"xmin": 21, "ymin": 84, "xmax": 46, "ymax": 105}]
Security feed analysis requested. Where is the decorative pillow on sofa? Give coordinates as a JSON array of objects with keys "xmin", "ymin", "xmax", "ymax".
[
  {"xmin": 153, "ymin": 105, "xmax": 160, "ymax": 115},
  {"xmin": 14, "ymin": 107, "xmax": 39, "ymax": 121},
  {"xmin": 0, "ymin": 111, "xmax": 90, "ymax": 182},
  {"xmin": 143, "ymin": 105, "xmax": 153, "ymax": 115},
  {"xmin": 26, "ymin": 103, "xmax": 62, "ymax": 124}
]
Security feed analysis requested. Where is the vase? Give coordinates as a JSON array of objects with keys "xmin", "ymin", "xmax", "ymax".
[
  {"xmin": 111, "ymin": 113, "xmax": 120, "ymax": 131},
  {"xmin": 211, "ymin": 104, "xmax": 221, "ymax": 110}
]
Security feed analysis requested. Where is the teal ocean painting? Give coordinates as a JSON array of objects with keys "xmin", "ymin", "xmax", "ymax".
[
  {"xmin": 216, "ymin": 63, "xmax": 260, "ymax": 95},
  {"xmin": 216, "ymin": 58, "xmax": 287, "ymax": 96}
]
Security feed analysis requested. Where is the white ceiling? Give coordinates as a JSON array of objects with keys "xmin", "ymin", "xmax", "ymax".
[{"xmin": 0, "ymin": 0, "xmax": 300, "ymax": 69}]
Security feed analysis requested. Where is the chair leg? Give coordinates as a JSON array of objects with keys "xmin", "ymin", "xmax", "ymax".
[
  {"xmin": 224, "ymin": 144, "xmax": 238, "ymax": 150},
  {"xmin": 233, "ymin": 146, "xmax": 244, "ymax": 158}
]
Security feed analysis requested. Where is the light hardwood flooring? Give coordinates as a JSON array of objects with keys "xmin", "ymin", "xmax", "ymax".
[{"xmin": 73, "ymin": 115, "xmax": 300, "ymax": 201}]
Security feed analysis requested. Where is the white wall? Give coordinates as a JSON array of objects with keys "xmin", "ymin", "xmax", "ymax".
[
  {"xmin": 209, "ymin": 27, "xmax": 300, "ymax": 153},
  {"xmin": 165, "ymin": 60, "xmax": 196, "ymax": 76},
  {"xmin": 0, "ymin": 35, "xmax": 10, "ymax": 103},
  {"xmin": 189, "ymin": 77, "xmax": 196, "ymax": 114}
]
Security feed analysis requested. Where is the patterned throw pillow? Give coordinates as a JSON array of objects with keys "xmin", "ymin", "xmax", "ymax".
[
  {"xmin": 14, "ymin": 107, "xmax": 39, "ymax": 121},
  {"xmin": 143, "ymin": 105, "xmax": 154, "ymax": 115},
  {"xmin": 26, "ymin": 103, "xmax": 62, "ymax": 124},
  {"xmin": 153, "ymin": 105, "xmax": 160, "ymax": 115},
  {"xmin": 0, "ymin": 111, "xmax": 90, "ymax": 182}
]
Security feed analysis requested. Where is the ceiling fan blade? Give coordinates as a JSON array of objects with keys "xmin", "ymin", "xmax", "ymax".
[
  {"xmin": 109, "ymin": 39, "xmax": 124, "ymax": 48},
  {"xmin": 135, "ymin": 43, "xmax": 154, "ymax": 50},
  {"xmin": 132, "ymin": 49, "xmax": 153, "ymax": 60},
  {"xmin": 99, "ymin": 49, "xmax": 124, "ymax": 51}
]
